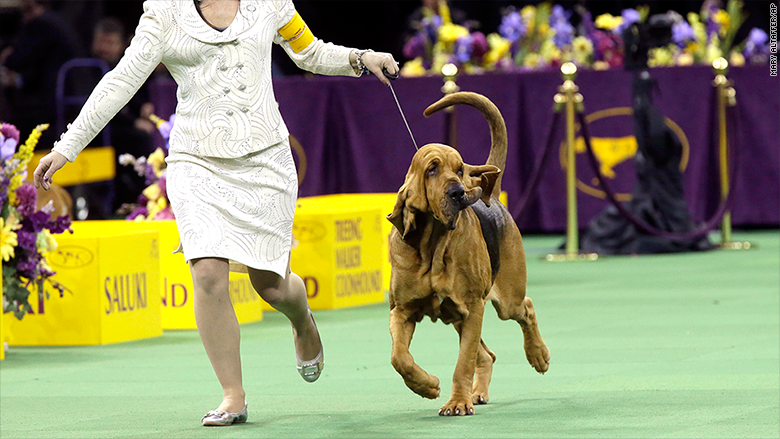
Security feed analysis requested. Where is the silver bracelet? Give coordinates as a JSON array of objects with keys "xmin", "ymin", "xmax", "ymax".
[{"xmin": 355, "ymin": 49, "xmax": 373, "ymax": 76}]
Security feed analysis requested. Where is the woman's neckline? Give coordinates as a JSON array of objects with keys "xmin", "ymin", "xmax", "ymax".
[{"xmin": 194, "ymin": 0, "xmax": 236, "ymax": 33}]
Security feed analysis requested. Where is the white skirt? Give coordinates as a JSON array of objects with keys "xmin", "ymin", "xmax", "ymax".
[{"xmin": 166, "ymin": 138, "xmax": 298, "ymax": 278}]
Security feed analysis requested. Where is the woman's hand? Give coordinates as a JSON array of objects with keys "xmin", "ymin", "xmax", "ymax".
[
  {"xmin": 33, "ymin": 151, "xmax": 68, "ymax": 190},
  {"xmin": 360, "ymin": 51, "xmax": 399, "ymax": 86}
]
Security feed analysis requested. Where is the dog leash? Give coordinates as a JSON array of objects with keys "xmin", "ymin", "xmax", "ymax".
[{"xmin": 383, "ymin": 68, "xmax": 419, "ymax": 150}]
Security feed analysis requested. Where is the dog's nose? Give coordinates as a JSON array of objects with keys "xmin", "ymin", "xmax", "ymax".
[{"xmin": 447, "ymin": 185, "xmax": 465, "ymax": 202}]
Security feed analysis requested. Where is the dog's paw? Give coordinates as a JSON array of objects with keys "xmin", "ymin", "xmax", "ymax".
[
  {"xmin": 471, "ymin": 391, "xmax": 489, "ymax": 405},
  {"xmin": 525, "ymin": 341, "xmax": 550, "ymax": 374},
  {"xmin": 405, "ymin": 374, "xmax": 440, "ymax": 399},
  {"xmin": 439, "ymin": 398, "xmax": 475, "ymax": 416}
]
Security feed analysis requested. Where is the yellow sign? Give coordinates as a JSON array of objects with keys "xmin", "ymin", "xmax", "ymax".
[
  {"xmin": 75, "ymin": 221, "xmax": 264, "ymax": 330},
  {"xmin": 560, "ymin": 107, "xmax": 690, "ymax": 201},
  {"xmin": 4, "ymin": 227, "xmax": 162, "ymax": 346},
  {"xmin": 291, "ymin": 195, "xmax": 385, "ymax": 310}
]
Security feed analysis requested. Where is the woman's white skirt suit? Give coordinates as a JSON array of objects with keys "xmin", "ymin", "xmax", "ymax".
[{"xmin": 52, "ymin": 0, "xmax": 360, "ymax": 277}]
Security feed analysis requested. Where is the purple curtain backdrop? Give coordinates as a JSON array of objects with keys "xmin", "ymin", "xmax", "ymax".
[{"xmin": 149, "ymin": 66, "xmax": 779, "ymax": 232}]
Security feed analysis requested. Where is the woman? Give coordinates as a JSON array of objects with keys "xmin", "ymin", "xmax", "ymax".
[{"xmin": 33, "ymin": 0, "xmax": 398, "ymax": 427}]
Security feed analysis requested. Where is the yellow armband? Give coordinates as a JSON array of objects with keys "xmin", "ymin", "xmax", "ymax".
[{"xmin": 278, "ymin": 11, "xmax": 314, "ymax": 53}]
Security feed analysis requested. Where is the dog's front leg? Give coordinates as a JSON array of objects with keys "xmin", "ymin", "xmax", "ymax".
[
  {"xmin": 439, "ymin": 300, "xmax": 485, "ymax": 416},
  {"xmin": 390, "ymin": 307, "xmax": 441, "ymax": 399}
]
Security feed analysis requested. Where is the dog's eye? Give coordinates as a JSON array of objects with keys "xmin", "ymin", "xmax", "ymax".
[
  {"xmin": 457, "ymin": 166, "xmax": 463, "ymax": 177},
  {"xmin": 427, "ymin": 163, "xmax": 438, "ymax": 177}
]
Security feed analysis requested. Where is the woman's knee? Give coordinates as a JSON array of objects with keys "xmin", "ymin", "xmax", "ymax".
[
  {"xmin": 248, "ymin": 269, "xmax": 286, "ymax": 304},
  {"xmin": 189, "ymin": 258, "xmax": 229, "ymax": 295}
]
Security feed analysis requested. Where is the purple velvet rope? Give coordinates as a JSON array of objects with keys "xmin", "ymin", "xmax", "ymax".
[
  {"xmin": 577, "ymin": 101, "xmax": 741, "ymax": 241},
  {"xmin": 511, "ymin": 111, "xmax": 564, "ymax": 219}
]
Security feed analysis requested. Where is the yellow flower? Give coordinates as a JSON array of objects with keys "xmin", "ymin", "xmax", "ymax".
[
  {"xmin": 438, "ymin": 23, "xmax": 469, "ymax": 44},
  {"xmin": 593, "ymin": 61, "xmax": 610, "ymax": 71},
  {"xmin": 7, "ymin": 174, "xmax": 23, "ymax": 206},
  {"xmin": 677, "ymin": 52, "xmax": 694, "ymax": 66},
  {"xmin": 540, "ymin": 40, "xmax": 561, "ymax": 64},
  {"xmin": 142, "ymin": 182, "xmax": 161, "ymax": 201},
  {"xmin": 713, "ymin": 10, "xmax": 730, "ymax": 35},
  {"xmin": 438, "ymin": 0, "xmax": 452, "ymax": 25},
  {"xmin": 11, "ymin": 124, "xmax": 48, "ymax": 178},
  {"xmin": 730, "ymin": 51, "xmax": 745, "ymax": 66},
  {"xmin": 400, "ymin": 58, "xmax": 427, "ymax": 77},
  {"xmin": 705, "ymin": 37, "xmax": 723, "ymax": 63},
  {"xmin": 147, "ymin": 147, "xmax": 166, "ymax": 178},
  {"xmin": 36, "ymin": 229, "xmax": 58, "ymax": 254},
  {"xmin": 523, "ymin": 53, "xmax": 541, "ymax": 68},
  {"xmin": 572, "ymin": 36, "xmax": 593, "ymax": 65},
  {"xmin": 595, "ymin": 13, "xmax": 624, "ymax": 31},
  {"xmin": 648, "ymin": 47, "xmax": 674, "ymax": 67},
  {"xmin": 521, "ymin": 6, "xmax": 536, "ymax": 35},
  {"xmin": 1, "ymin": 217, "xmax": 18, "ymax": 262},
  {"xmin": 484, "ymin": 33, "xmax": 511, "ymax": 67}
]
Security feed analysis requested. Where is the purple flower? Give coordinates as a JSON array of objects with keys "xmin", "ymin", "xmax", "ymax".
[
  {"xmin": 617, "ymin": 9, "xmax": 641, "ymax": 34},
  {"xmin": 52, "ymin": 215, "xmax": 72, "ymax": 234},
  {"xmin": 155, "ymin": 206, "xmax": 175, "ymax": 220},
  {"xmin": 744, "ymin": 28, "xmax": 769, "ymax": 57},
  {"xmin": 403, "ymin": 32, "xmax": 427, "ymax": 60},
  {"xmin": 17, "ymin": 230, "xmax": 37, "ymax": 252},
  {"xmin": 672, "ymin": 21, "xmax": 696, "ymax": 47},
  {"xmin": 144, "ymin": 164, "xmax": 157, "ymax": 185},
  {"xmin": 158, "ymin": 172, "xmax": 167, "ymax": 198},
  {"xmin": 127, "ymin": 207, "xmax": 149, "ymax": 221},
  {"xmin": 0, "ymin": 123, "xmax": 20, "ymax": 143},
  {"xmin": 499, "ymin": 11, "xmax": 525, "ymax": 43},
  {"xmin": 1, "ymin": 135, "xmax": 18, "ymax": 162},
  {"xmin": 0, "ymin": 176, "xmax": 9, "ymax": 205},
  {"xmin": 17, "ymin": 256, "xmax": 40, "ymax": 279},
  {"xmin": 550, "ymin": 5, "xmax": 574, "ymax": 48},
  {"xmin": 454, "ymin": 35, "xmax": 474, "ymax": 64},
  {"xmin": 15, "ymin": 183, "xmax": 38, "ymax": 216},
  {"xmin": 28, "ymin": 211, "xmax": 51, "ymax": 233},
  {"xmin": 471, "ymin": 32, "xmax": 489, "ymax": 60},
  {"xmin": 422, "ymin": 15, "xmax": 442, "ymax": 44}
]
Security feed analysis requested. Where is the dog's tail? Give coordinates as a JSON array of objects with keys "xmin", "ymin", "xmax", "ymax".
[{"xmin": 423, "ymin": 92, "xmax": 508, "ymax": 196}]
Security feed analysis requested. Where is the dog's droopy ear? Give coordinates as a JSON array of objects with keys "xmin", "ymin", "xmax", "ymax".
[
  {"xmin": 463, "ymin": 164, "xmax": 501, "ymax": 206},
  {"xmin": 387, "ymin": 188, "xmax": 418, "ymax": 239}
]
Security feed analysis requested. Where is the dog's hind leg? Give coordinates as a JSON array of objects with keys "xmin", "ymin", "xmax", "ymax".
[
  {"xmin": 390, "ymin": 307, "xmax": 441, "ymax": 399},
  {"xmin": 491, "ymin": 293, "xmax": 550, "ymax": 374},
  {"xmin": 471, "ymin": 338, "xmax": 496, "ymax": 405}
]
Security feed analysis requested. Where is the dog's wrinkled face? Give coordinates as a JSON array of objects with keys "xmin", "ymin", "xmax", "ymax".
[{"xmin": 388, "ymin": 144, "xmax": 500, "ymax": 238}]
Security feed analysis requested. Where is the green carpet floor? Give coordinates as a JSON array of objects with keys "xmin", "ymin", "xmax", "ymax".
[{"xmin": 1, "ymin": 231, "xmax": 778, "ymax": 439}]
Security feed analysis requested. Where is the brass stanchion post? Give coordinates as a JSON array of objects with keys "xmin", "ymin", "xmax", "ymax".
[
  {"xmin": 546, "ymin": 63, "xmax": 597, "ymax": 262},
  {"xmin": 712, "ymin": 57, "xmax": 751, "ymax": 250},
  {"xmin": 441, "ymin": 63, "xmax": 459, "ymax": 148}
]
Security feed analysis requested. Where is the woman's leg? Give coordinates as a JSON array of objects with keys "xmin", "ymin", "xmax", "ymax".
[
  {"xmin": 247, "ymin": 267, "xmax": 322, "ymax": 364},
  {"xmin": 190, "ymin": 257, "xmax": 246, "ymax": 413}
]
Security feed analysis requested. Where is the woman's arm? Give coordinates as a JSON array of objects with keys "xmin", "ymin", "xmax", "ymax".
[
  {"xmin": 35, "ymin": 3, "xmax": 166, "ymax": 189},
  {"xmin": 273, "ymin": 2, "xmax": 397, "ymax": 84}
]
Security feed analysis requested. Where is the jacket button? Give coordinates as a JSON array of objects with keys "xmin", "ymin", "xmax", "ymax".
[
  {"xmin": 219, "ymin": 66, "xmax": 228, "ymax": 71},
  {"xmin": 238, "ymin": 85, "xmax": 246, "ymax": 91},
  {"xmin": 226, "ymin": 110, "xmax": 234, "ymax": 116},
  {"xmin": 224, "ymin": 88, "xmax": 230, "ymax": 94},
  {"xmin": 236, "ymin": 63, "xmax": 244, "ymax": 68},
  {"xmin": 241, "ymin": 107, "xmax": 249, "ymax": 113},
  {"xmin": 232, "ymin": 40, "xmax": 240, "ymax": 46}
]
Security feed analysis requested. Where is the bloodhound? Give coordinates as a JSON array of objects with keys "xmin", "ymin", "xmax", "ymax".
[{"xmin": 387, "ymin": 92, "xmax": 550, "ymax": 416}]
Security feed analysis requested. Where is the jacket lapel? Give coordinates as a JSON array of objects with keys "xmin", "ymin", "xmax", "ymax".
[{"xmin": 172, "ymin": 0, "xmax": 261, "ymax": 44}]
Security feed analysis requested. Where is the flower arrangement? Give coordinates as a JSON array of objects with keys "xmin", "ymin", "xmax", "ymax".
[
  {"xmin": 399, "ymin": 0, "xmax": 770, "ymax": 76},
  {"xmin": 1, "ymin": 123, "xmax": 72, "ymax": 319},
  {"xmin": 117, "ymin": 114, "xmax": 174, "ymax": 221},
  {"xmin": 400, "ymin": 0, "xmax": 488, "ymax": 76}
]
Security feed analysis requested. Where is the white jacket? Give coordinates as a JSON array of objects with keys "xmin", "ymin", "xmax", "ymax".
[{"xmin": 53, "ymin": 0, "xmax": 359, "ymax": 161}]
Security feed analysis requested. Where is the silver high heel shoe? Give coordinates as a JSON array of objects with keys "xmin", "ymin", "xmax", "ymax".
[
  {"xmin": 201, "ymin": 402, "xmax": 248, "ymax": 426},
  {"xmin": 295, "ymin": 309, "xmax": 324, "ymax": 383}
]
